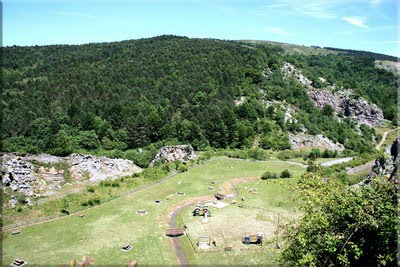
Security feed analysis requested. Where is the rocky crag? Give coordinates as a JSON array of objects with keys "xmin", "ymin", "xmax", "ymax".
[
  {"xmin": 280, "ymin": 62, "xmax": 384, "ymax": 127},
  {"xmin": 281, "ymin": 62, "xmax": 313, "ymax": 87},
  {"xmin": 150, "ymin": 145, "xmax": 197, "ymax": 166},
  {"xmin": 289, "ymin": 133, "xmax": 344, "ymax": 152},
  {"xmin": 68, "ymin": 154, "xmax": 141, "ymax": 182},
  {"xmin": 354, "ymin": 138, "xmax": 399, "ymax": 187},
  {"xmin": 1, "ymin": 153, "xmax": 142, "ymax": 202},
  {"xmin": 307, "ymin": 89, "xmax": 384, "ymax": 126},
  {"xmin": 1, "ymin": 155, "xmax": 38, "ymax": 196}
]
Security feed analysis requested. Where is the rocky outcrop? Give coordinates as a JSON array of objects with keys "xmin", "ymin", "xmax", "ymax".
[
  {"xmin": 345, "ymin": 161, "xmax": 374, "ymax": 175},
  {"xmin": 354, "ymin": 138, "xmax": 400, "ymax": 187},
  {"xmin": 307, "ymin": 89, "xmax": 384, "ymax": 126},
  {"xmin": 150, "ymin": 145, "xmax": 197, "ymax": 166},
  {"xmin": 24, "ymin": 154, "xmax": 64, "ymax": 164},
  {"xmin": 375, "ymin": 60, "xmax": 400, "ymax": 76},
  {"xmin": 67, "ymin": 154, "xmax": 142, "ymax": 182},
  {"xmin": 1, "ymin": 155, "xmax": 37, "ymax": 196},
  {"xmin": 38, "ymin": 166, "xmax": 65, "ymax": 190},
  {"xmin": 1, "ymin": 153, "xmax": 142, "ymax": 197},
  {"xmin": 281, "ymin": 62, "xmax": 313, "ymax": 87},
  {"xmin": 289, "ymin": 133, "xmax": 344, "ymax": 152},
  {"xmin": 234, "ymin": 96, "xmax": 246, "ymax": 106}
]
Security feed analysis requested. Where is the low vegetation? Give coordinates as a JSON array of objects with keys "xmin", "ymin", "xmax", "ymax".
[{"xmin": 281, "ymin": 174, "xmax": 397, "ymax": 266}]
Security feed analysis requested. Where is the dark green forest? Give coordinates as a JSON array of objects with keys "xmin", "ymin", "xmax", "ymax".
[{"xmin": 2, "ymin": 35, "xmax": 397, "ymax": 162}]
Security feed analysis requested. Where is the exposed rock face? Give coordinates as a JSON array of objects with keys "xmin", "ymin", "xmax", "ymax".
[
  {"xmin": 150, "ymin": 145, "xmax": 197, "ymax": 166},
  {"xmin": 289, "ymin": 133, "xmax": 344, "ymax": 152},
  {"xmin": 345, "ymin": 161, "xmax": 374, "ymax": 175},
  {"xmin": 307, "ymin": 89, "xmax": 384, "ymax": 126},
  {"xmin": 355, "ymin": 138, "xmax": 400, "ymax": 187},
  {"xmin": 38, "ymin": 166, "xmax": 65, "ymax": 190},
  {"xmin": 67, "ymin": 154, "xmax": 142, "ymax": 182},
  {"xmin": 281, "ymin": 62, "xmax": 313, "ymax": 87},
  {"xmin": 1, "ymin": 153, "xmax": 142, "ymax": 197},
  {"xmin": 375, "ymin": 60, "xmax": 400, "ymax": 76},
  {"xmin": 1, "ymin": 156, "xmax": 37, "ymax": 196},
  {"xmin": 24, "ymin": 154, "xmax": 64, "ymax": 164}
]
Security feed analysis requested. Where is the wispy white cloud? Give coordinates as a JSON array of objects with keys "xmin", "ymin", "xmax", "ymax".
[
  {"xmin": 342, "ymin": 16, "xmax": 369, "ymax": 28},
  {"xmin": 370, "ymin": 0, "xmax": 383, "ymax": 5},
  {"xmin": 265, "ymin": 26, "xmax": 292, "ymax": 36},
  {"xmin": 49, "ymin": 11, "xmax": 106, "ymax": 20},
  {"xmin": 261, "ymin": 0, "xmax": 349, "ymax": 20}
]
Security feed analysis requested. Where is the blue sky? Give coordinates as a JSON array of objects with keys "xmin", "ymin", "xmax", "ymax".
[{"xmin": 4, "ymin": 0, "xmax": 399, "ymax": 56}]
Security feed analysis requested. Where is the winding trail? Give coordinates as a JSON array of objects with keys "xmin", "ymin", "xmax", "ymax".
[
  {"xmin": 167, "ymin": 177, "xmax": 257, "ymax": 266},
  {"xmin": 376, "ymin": 128, "xmax": 399, "ymax": 150},
  {"xmin": 321, "ymin": 157, "xmax": 353, "ymax": 167}
]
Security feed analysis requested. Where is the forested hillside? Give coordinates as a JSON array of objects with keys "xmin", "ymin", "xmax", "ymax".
[{"xmin": 2, "ymin": 35, "xmax": 397, "ymax": 161}]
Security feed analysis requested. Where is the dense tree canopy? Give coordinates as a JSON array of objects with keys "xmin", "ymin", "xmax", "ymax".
[{"xmin": 2, "ymin": 35, "xmax": 396, "ymax": 157}]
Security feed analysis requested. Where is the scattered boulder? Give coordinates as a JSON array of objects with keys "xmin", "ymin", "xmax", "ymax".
[
  {"xmin": 307, "ymin": 89, "xmax": 384, "ymax": 126},
  {"xmin": 289, "ymin": 133, "xmax": 344, "ymax": 152},
  {"xmin": 150, "ymin": 145, "xmax": 197, "ymax": 166},
  {"xmin": 67, "ymin": 154, "xmax": 142, "ymax": 182}
]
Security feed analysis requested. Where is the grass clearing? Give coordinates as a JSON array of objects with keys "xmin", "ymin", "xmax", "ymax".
[
  {"xmin": 3, "ymin": 157, "xmax": 305, "ymax": 265},
  {"xmin": 178, "ymin": 176, "xmax": 301, "ymax": 265}
]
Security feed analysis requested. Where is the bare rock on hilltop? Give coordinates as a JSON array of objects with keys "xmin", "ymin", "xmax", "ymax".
[{"xmin": 150, "ymin": 145, "xmax": 197, "ymax": 166}]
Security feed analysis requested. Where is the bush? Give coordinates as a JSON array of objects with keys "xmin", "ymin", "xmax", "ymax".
[
  {"xmin": 281, "ymin": 175, "xmax": 397, "ymax": 266},
  {"xmin": 322, "ymin": 149, "xmax": 338, "ymax": 158},
  {"xmin": 280, "ymin": 169, "xmax": 292, "ymax": 178},
  {"xmin": 308, "ymin": 148, "xmax": 321, "ymax": 159},
  {"xmin": 261, "ymin": 171, "xmax": 278, "ymax": 180},
  {"xmin": 87, "ymin": 186, "xmax": 95, "ymax": 193}
]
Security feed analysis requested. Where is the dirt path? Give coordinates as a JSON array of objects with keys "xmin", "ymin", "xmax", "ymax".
[
  {"xmin": 166, "ymin": 176, "xmax": 258, "ymax": 266},
  {"xmin": 321, "ymin": 157, "xmax": 353, "ymax": 167},
  {"xmin": 376, "ymin": 128, "xmax": 398, "ymax": 150}
]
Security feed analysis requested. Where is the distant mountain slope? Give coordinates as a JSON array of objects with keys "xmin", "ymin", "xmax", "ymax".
[
  {"xmin": 2, "ymin": 35, "xmax": 397, "ymax": 157},
  {"xmin": 238, "ymin": 39, "xmax": 338, "ymax": 55},
  {"xmin": 239, "ymin": 39, "xmax": 398, "ymax": 61}
]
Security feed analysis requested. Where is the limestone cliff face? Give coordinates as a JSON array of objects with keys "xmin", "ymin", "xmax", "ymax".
[
  {"xmin": 307, "ymin": 89, "xmax": 384, "ymax": 126},
  {"xmin": 1, "ymin": 153, "xmax": 142, "ymax": 199}
]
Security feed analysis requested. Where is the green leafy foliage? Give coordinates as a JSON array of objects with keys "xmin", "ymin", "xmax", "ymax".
[
  {"xmin": 280, "ymin": 169, "xmax": 292, "ymax": 178},
  {"xmin": 281, "ymin": 174, "xmax": 397, "ymax": 266},
  {"xmin": 261, "ymin": 171, "xmax": 278, "ymax": 180}
]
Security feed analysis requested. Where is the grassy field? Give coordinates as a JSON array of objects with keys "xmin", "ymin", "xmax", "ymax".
[
  {"xmin": 177, "ymin": 176, "xmax": 301, "ymax": 265},
  {"xmin": 3, "ymin": 157, "xmax": 305, "ymax": 265}
]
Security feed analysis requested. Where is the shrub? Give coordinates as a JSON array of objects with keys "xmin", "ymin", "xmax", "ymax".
[
  {"xmin": 280, "ymin": 169, "xmax": 292, "ymax": 178},
  {"xmin": 261, "ymin": 171, "xmax": 278, "ymax": 180},
  {"xmin": 308, "ymin": 148, "xmax": 321, "ymax": 159},
  {"xmin": 87, "ymin": 186, "xmax": 95, "ymax": 193}
]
